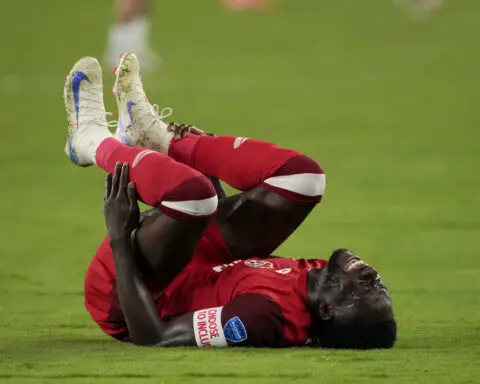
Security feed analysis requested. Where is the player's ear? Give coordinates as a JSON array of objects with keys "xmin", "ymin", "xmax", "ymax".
[{"xmin": 318, "ymin": 303, "xmax": 334, "ymax": 321}]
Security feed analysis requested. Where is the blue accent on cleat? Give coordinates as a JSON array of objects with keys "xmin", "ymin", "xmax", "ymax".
[
  {"xmin": 72, "ymin": 72, "xmax": 91, "ymax": 121},
  {"xmin": 66, "ymin": 136, "xmax": 79, "ymax": 164},
  {"xmin": 127, "ymin": 101, "xmax": 136, "ymax": 129},
  {"xmin": 117, "ymin": 120, "xmax": 129, "ymax": 145}
]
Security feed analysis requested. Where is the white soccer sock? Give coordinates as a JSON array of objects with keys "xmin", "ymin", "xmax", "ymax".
[
  {"xmin": 78, "ymin": 131, "xmax": 113, "ymax": 165},
  {"xmin": 107, "ymin": 15, "xmax": 151, "ymax": 69}
]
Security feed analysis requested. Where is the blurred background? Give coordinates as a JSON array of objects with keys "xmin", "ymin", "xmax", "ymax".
[{"xmin": 1, "ymin": 0, "xmax": 479, "ymax": 382}]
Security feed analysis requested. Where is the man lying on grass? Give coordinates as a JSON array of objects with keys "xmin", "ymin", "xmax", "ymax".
[{"xmin": 64, "ymin": 54, "xmax": 397, "ymax": 348}]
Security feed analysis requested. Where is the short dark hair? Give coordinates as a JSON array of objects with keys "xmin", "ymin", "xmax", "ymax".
[
  {"xmin": 314, "ymin": 317, "xmax": 397, "ymax": 349},
  {"xmin": 312, "ymin": 281, "xmax": 397, "ymax": 349}
]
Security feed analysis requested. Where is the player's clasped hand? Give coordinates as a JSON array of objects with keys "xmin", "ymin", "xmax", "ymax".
[{"xmin": 104, "ymin": 162, "xmax": 140, "ymax": 246}]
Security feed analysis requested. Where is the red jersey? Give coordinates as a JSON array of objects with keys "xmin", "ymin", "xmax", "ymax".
[{"xmin": 84, "ymin": 222, "xmax": 327, "ymax": 347}]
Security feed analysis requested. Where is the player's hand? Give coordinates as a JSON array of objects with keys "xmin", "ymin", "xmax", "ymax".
[
  {"xmin": 167, "ymin": 122, "xmax": 215, "ymax": 138},
  {"xmin": 104, "ymin": 162, "xmax": 140, "ymax": 247}
]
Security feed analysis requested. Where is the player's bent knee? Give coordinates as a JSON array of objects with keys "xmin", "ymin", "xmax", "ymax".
[
  {"xmin": 264, "ymin": 154, "xmax": 325, "ymax": 204},
  {"xmin": 160, "ymin": 174, "xmax": 218, "ymax": 219}
]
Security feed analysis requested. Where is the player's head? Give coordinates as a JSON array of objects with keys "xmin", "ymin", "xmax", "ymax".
[{"xmin": 307, "ymin": 249, "xmax": 396, "ymax": 349}]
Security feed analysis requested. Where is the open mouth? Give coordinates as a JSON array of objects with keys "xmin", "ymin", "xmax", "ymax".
[{"xmin": 344, "ymin": 257, "xmax": 365, "ymax": 272}]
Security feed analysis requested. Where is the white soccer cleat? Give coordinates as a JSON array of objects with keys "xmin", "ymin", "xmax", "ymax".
[
  {"xmin": 112, "ymin": 52, "xmax": 173, "ymax": 154},
  {"xmin": 64, "ymin": 57, "xmax": 112, "ymax": 166}
]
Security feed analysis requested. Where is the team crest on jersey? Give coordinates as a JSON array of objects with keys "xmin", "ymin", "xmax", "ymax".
[
  {"xmin": 224, "ymin": 317, "xmax": 248, "ymax": 344},
  {"xmin": 244, "ymin": 260, "xmax": 274, "ymax": 269}
]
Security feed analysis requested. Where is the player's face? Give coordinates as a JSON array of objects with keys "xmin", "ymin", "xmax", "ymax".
[
  {"xmin": 314, "ymin": 249, "xmax": 391, "ymax": 318},
  {"xmin": 308, "ymin": 249, "xmax": 396, "ymax": 349}
]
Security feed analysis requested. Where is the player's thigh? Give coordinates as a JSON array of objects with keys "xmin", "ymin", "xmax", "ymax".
[
  {"xmin": 134, "ymin": 210, "xmax": 211, "ymax": 290},
  {"xmin": 214, "ymin": 186, "xmax": 315, "ymax": 260}
]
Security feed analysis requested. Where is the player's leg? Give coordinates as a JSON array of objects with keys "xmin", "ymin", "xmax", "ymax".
[
  {"xmin": 109, "ymin": 53, "xmax": 324, "ymax": 259},
  {"xmin": 106, "ymin": 0, "xmax": 159, "ymax": 72},
  {"xmin": 111, "ymin": 53, "xmax": 234, "ymax": 270},
  {"xmin": 64, "ymin": 57, "xmax": 217, "ymax": 286},
  {"xmin": 96, "ymin": 142, "xmax": 217, "ymax": 284},
  {"xmin": 169, "ymin": 135, "xmax": 325, "ymax": 258}
]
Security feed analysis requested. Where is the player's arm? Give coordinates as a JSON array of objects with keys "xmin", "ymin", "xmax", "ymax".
[
  {"xmin": 110, "ymin": 233, "xmax": 284, "ymax": 348},
  {"xmin": 110, "ymin": 237, "xmax": 197, "ymax": 346},
  {"xmin": 103, "ymin": 165, "xmax": 195, "ymax": 346},
  {"xmin": 109, "ymin": 235, "xmax": 285, "ymax": 347},
  {"xmin": 104, "ymin": 164, "xmax": 285, "ymax": 347},
  {"xmin": 109, "ymin": 235, "xmax": 283, "ymax": 348},
  {"xmin": 111, "ymin": 237, "xmax": 285, "ymax": 348}
]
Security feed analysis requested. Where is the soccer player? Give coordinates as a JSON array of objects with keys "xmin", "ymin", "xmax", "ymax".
[
  {"xmin": 105, "ymin": 0, "xmax": 159, "ymax": 72},
  {"xmin": 65, "ymin": 54, "xmax": 397, "ymax": 348},
  {"xmin": 395, "ymin": 0, "xmax": 443, "ymax": 19}
]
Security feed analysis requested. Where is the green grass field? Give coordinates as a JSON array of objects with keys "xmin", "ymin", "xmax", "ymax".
[{"xmin": 1, "ymin": 0, "xmax": 480, "ymax": 383}]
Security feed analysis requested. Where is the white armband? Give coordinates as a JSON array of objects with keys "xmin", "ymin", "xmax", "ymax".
[{"xmin": 193, "ymin": 307, "xmax": 228, "ymax": 348}]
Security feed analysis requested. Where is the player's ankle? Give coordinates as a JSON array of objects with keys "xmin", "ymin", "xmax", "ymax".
[
  {"xmin": 94, "ymin": 137, "xmax": 119, "ymax": 165},
  {"xmin": 168, "ymin": 134, "xmax": 202, "ymax": 167}
]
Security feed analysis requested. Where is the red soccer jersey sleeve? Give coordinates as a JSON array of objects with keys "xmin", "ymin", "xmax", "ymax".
[
  {"xmin": 192, "ymin": 293, "xmax": 287, "ymax": 347},
  {"xmin": 162, "ymin": 257, "xmax": 328, "ymax": 347},
  {"xmin": 221, "ymin": 293, "xmax": 286, "ymax": 347}
]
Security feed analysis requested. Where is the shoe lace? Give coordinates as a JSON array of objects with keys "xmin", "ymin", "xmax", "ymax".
[
  {"xmin": 153, "ymin": 104, "xmax": 173, "ymax": 120},
  {"xmin": 105, "ymin": 105, "xmax": 173, "ymax": 130},
  {"xmin": 105, "ymin": 112, "xmax": 119, "ymax": 129}
]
